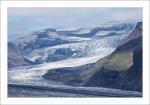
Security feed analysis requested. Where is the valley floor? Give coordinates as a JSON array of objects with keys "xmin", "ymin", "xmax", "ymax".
[{"xmin": 8, "ymin": 84, "xmax": 142, "ymax": 97}]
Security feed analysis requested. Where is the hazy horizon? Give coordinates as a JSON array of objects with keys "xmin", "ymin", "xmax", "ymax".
[{"xmin": 8, "ymin": 7, "xmax": 142, "ymax": 40}]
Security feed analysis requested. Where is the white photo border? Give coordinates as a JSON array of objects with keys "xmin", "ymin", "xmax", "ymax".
[{"xmin": 0, "ymin": 1, "xmax": 150, "ymax": 105}]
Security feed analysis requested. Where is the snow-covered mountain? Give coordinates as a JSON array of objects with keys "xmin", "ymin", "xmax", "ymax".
[
  {"xmin": 12, "ymin": 22, "xmax": 134, "ymax": 49},
  {"xmin": 8, "ymin": 22, "xmax": 134, "ymax": 68},
  {"xmin": 8, "ymin": 22, "xmax": 135, "ymax": 86},
  {"xmin": 8, "ymin": 22, "xmax": 143, "ymax": 97}
]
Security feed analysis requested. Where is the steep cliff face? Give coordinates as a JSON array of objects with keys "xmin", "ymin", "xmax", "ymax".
[
  {"xmin": 83, "ymin": 22, "xmax": 142, "ymax": 92},
  {"xmin": 115, "ymin": 22, "xmax": 142, "ymax": 52}
]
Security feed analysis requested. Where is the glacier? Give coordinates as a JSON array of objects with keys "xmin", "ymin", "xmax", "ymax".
[{"xmin": 25, "ymin": 35, "xmax": 126, "ymax": 63}]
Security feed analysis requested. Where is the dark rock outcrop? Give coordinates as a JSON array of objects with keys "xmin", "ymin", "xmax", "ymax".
[{"xmin": 43, "ymin": 63, "xmax": 94, "ymax": 86}]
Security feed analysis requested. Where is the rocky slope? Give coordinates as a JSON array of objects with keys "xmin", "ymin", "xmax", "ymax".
[{"xmin": 83, "ymin": 22, "xmax": 142, "ymax": 92}]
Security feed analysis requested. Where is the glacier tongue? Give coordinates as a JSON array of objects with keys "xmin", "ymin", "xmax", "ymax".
[{"xmin": 9, "ymin": 49, "xmax": 114, "ymax": 81}]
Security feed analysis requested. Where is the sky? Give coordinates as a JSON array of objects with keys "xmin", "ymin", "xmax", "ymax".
[{"xmin": 8, "ymin": 8, "xmax": 142, "ymax": 39}]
